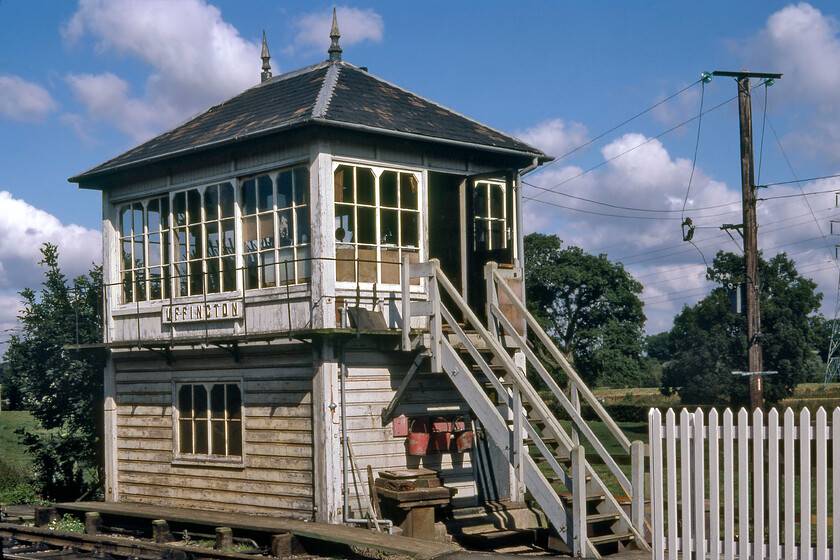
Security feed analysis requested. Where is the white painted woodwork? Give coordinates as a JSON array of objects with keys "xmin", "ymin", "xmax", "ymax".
[
  {"xmin": 111, "ymin": 347, "xmax": 315, "ymax": 519},
  {"xmin": 104, "ymin": 354, "xmax": 119, "ymax": 502},
  {"xmin": 649, "ymin": 407, "xmax": 839, "ymax": 560}
]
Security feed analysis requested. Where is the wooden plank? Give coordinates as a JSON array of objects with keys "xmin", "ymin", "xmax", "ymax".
[
  {"xmin": 117, "ymin": 415, "xmax": 172, "ymax": 428},
  {"xmin": 692, "ymin": 409, "xmax": 705, "ymax": 560},
  {"xmin": 244, "ymin": 417, "xmax": 311, "ymax": 430},
  {"xmin": 666, "ymin": 409, "xmax": 678, "ymax": 560},
  {"xmin": 784, "ymin": 408, "xmax": 795, "ymax": 560},
  {"xmin": 118, "ymin": 472, "xmax": 313, "ymax": 497},
  {"xmin": 801, "ymin": 407, "xmax": 812, "ymax": 558},
  {"xmin": 768, "ymin": 409, "xmax": 780, "ymax": 560},
  {"xmin": 816, "ymin": 408, "xmax": 827, "ymax": 560},
  {"xmin": 114, "ymin": 491, "xmax": 313, "ymax": 515},
  {"xmin": 56, "ymin": 502, "xmax": 458, "ymax": 560},
  {"xmin": 116, "ymin": 485, "xmax": 313, "ymax": 511},
  {"xmin": 679, "ymin": 409, "xmax": 692, "ymax": 560},
  {"xmin": 105, "ymin": 355, "xmax": 119, "ymax": 503},
  {"xmin": 116, "ymin": 427, "xmax": 172, "ymax": 439},
  {"xmin": 649, "ymin": 409, "xmax": 664, "ymax": 560},
  {"xmin": 738, "ymin": 408, "xmax": 748, "ymax": 560},
  {"xmin": 118, "ymin": 439, "xmax": 173, "ymax": 451},
  {"xmin": 834, "ymin": 408, "xmax": 840, "ymax": 560},
  {"xmin": 723, "ymin": 409, "xmax": 735, "ymax": 560},
  {"xmin": 121, "ymin": 463, "xmax": 314, "ymax": 484},
  {"xmin": 753, "ymin": 408, "xmax": 764, "ymax": 560},
  {"xmin": 245, "ymin": 430, "xmax": 313, "ymax": 445},
  {"xmin": 708, "ymin": 409, "xmax": 720, "ymax": 560}
]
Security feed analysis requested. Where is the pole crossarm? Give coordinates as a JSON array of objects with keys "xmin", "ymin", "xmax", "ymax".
[{"xmin": 711, "ymin": 70, "xmax": 783, "ymax": 80}]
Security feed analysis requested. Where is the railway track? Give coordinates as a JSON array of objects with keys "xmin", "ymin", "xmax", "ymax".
[{"xmin": 0, "ymin": 524, "xmax": 288, "ymax": 560}]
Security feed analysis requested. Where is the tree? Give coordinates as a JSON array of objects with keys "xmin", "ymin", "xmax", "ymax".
[
  {"xmin": 524, "ymin": 233, "xmax": 652, "ymax": 387},
  {"xmin": 3, "ymin": 244, "xmax": 104, "ymax": 500},
  {"xmin": 661, "ymin": 251, "xmax": 823, "ymax": 406}
]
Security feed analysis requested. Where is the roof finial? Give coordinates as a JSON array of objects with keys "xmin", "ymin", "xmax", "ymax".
[
  {"xmin": 328, "ymin": 7, "xmax": 342, "ymax": 62},
  {"xmin": 261, "ymin": 30, "xmax": 272, "ymax": 82}
]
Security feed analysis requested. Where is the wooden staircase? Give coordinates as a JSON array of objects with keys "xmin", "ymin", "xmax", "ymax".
[{"xmin": 399, "ymin": 259, "xmax": 650, "ymax": 558}]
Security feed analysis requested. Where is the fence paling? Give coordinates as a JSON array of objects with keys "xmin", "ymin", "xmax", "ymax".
[{"xmin": 649, "ymin": 406, "xmax": 838, "ymax": 560}]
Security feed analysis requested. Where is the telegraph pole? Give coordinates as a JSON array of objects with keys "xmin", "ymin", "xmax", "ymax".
[{"xmin": 713, "ymin": 70, "xmax": 781, "ymax": 409}]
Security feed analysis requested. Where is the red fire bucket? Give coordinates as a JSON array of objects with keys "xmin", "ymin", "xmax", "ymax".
[
  {"xmin": 452, "ymin": 416, "xmax": 473, "ymax": 451},
  {"xmin": 431, "ymin": 417, "xmax": 451, "ymax": 452},
  {"xmin": 407, "ymin": 418, "xmax": 430, "ymax": 456},
  {"xmin": 455, "ymin": 430, "xmax": 473, "ymax": 451}
]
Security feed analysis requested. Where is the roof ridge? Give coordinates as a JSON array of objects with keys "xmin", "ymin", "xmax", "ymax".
[
  {"xmin": 341, "ymin": 66, "xmax": 542, "ymax": 155},
  {"xmin": 312, "ymin": 63, "xmax": 341, "ymax": 118}
]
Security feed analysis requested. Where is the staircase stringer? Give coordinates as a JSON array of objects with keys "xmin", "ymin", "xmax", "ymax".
[
  {"xmin": 486, "ymin": 263, "xmax": 650, "ymax": 550},
  {"xmin": 438, "ymin": 337, "xmax": 598, "ymax": 558}
]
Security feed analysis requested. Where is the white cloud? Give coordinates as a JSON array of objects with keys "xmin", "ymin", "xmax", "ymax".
[
  {"xmin": 522, "ymin": 126, "xmax": 745, "ymax": 332},
  {"xmin": 0, "ymin": 191, "xmax": 100, "ymax": 291},
  {"xmin": 523, "ymin": 122, "xmax": 840, "ymax": 332},
  {"xmin": 293, "ymin": 6, "xmax": 384, "ymax": 53},
  {"xmin": 743, "ymin": 3, "xmax": 840, "ymax": 162},
  {"xmin": 0, "ymin": 74, "xmax": 58, "ymax": 122},
  {"xmin": 0, "ymin": 191, "xmax": 101, "ymax": 352},
  {"xmin": 517, "ymin": 118, "xmax": 589, "ymax": 159},
  {"xmin": 62, "ymin": 0, "xmax": 261, "ymax": 143}
]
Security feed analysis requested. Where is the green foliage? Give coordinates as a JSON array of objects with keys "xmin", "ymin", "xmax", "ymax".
[
  {"xmin": 48, "ymin": 514, "xmax": 86, "ymax": 533},
  {"xmin": 524, "ymin": 233, "xmax": 652, "ymax": 387},
  {"xmin": 0, "ymin": 458, "xmax": 37, "ymax": 505},
  {"xmin": 661, "ymin": 251, "xmax": 823, "ymax": 406},
  {"xmin": 3, "ymin": 244, "xmax": 104, "ymax": 501},
  {"xmin": 645, "ymin": 331, "xmax": 673, "ymax": 362}
]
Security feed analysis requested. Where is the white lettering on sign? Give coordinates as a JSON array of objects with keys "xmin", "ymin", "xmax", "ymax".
[{"xmin": 162, "ymin": 300, "xmax": 243, "ymax": 324}]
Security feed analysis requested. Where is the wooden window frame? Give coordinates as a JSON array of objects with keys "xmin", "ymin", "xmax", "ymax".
[
  {"xmin": 333, "ymin": 162, "xmax": 422, "ymax": 287},
  {"xmin": 173, "ymin": 380, "xmax": 244, "ymax": 465},
  {"xmin": 240, "ymin": 166, "xmax": 311, "ymax": 290}
]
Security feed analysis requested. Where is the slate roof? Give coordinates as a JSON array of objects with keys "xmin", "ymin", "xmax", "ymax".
[{"xmin": 70, "ymin": 60, "xmax": 546, "ymax": 183}]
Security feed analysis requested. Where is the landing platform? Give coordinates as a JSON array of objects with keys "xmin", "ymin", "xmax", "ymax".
[{"xmin": 56, "ymin": 502, "xmax": 458, "ymax": 560}]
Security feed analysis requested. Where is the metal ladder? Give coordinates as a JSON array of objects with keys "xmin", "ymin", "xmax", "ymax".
[{"xmin": 400, "ymin": 258, "xmax": 650, "ymax": 557}]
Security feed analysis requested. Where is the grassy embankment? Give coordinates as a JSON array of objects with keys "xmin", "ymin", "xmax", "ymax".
[{"xmin": 0, "ymin": 410, "xmax": 40, "ymax": 504}]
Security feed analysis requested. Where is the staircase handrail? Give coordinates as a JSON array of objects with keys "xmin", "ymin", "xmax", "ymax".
[
  {"xmin": 488, "ymin": 266, "xmax": 632, "ymax": 453},
  {"xmin": 402, "ymin": 259, "xmax": 644, "ymax": 555},
  {"xmin": 490, "ymin": 302, "xmax": 632, "ymax": 494}
]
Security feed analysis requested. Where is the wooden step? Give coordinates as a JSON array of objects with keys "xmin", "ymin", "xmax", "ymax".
[
  {"xmin": 586, "ymin": 512, "xmax": 621, "ymax": 525},
  {"xmin": 454, "ymin": 527, "xmax": 538, "ymax": 550},
  {"xmin": 557, "ymin": 491, "xmax": 605, "ymax": 504},
  {"xmin": 589, "ymin": 531, "xmax": 635, "ymax": 546}
]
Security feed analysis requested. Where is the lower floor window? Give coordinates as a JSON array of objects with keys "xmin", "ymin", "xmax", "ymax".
[{"xmin": 177, "ymin": 382, "xmax": 242, "ymax": 457}]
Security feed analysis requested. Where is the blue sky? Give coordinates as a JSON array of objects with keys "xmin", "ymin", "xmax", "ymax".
[{"xmin": 3, "ymin": 1, "xmax": 840, "ymax": 349}]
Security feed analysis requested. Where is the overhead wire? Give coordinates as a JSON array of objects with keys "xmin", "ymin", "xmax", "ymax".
[
  {"xmin": 751, "ymin": 91, "xmax": 840, "ymax": 271},
  {"xmin": 524, "ymin": 94, "xmax": 738, "ymax": 202},
  {"xmin": 540, "ymin": 78, "xmax": 704, "ymax": 169},
  {"xmin": 681, "ymin": 79, "xmax": 707, "ymax": 221},
  {"xmin": 523, "ymin": 180, "xmax": 741, "ymax": 214}
]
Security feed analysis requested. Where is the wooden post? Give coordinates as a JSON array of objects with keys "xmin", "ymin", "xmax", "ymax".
[
  {"xmin": 151, "ymin": 519, "xmax": 172, "ymax": 543},
  {"xmin": 571, "ymin": 445, "xmax": 588, "ymax": 558},
  {"xmin": 631, "ymin": 440, "xmax": 645, "ymax": 537},
  {"xmin": 84, "ymin": 512, "xmax": 103, "ymax": 535},
  {"xmin": 714, "ymin": 70, "xmax": 782, "ymax": 409},
  {"xmin": 736, "ymin": 75, "xmax": 763, "ymax": 392},
  {"xmin": 215, "ymin": 527, "xmax": 233, "ymax": 550},
  {"xmin": 402, "ymin": 255, "xmax": 411, "ymax": 350},
  {"xmin": 33, "ymin": 507, "xmax": 55, "ymax": 527}
]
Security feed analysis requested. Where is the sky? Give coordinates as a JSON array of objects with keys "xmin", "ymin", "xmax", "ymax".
[{"xmin": 3, "ymin": 1, "xmax": 840, "ymax": 352}]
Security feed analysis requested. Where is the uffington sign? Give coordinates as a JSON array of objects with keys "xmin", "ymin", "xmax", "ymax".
[{"xmin": 162, "ymin": 300, "xmax": 243, "ymax": 324}]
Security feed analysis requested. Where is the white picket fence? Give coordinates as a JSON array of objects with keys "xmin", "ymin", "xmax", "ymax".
[{"xmin": 649, "ymin": 407, "xmax": 839, "ymax": 560}]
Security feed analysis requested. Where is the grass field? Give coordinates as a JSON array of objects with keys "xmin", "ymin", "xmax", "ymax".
[{"xmin": 0, "ymin": 410, "xmax": 38, "ymax": 472}]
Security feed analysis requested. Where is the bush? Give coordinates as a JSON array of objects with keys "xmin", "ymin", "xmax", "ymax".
[
  {"xmin": 0, "ymin": 458, "xmax": 38, "ymax": 505},
  {"xmin": 48, "ymin": 514, "xmax": 85, "ymax": 533}
]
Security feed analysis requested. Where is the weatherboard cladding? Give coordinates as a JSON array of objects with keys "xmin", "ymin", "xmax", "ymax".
[{"xmin": 71, "ymin": 61, "xmax": 542, "ymax": 182}]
